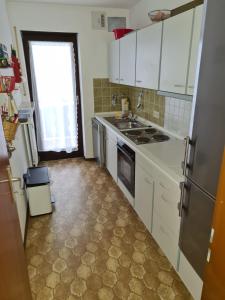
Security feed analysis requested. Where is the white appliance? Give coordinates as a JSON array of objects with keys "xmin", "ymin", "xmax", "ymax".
[{"xmin": 25, "ymin": 167, "xmax": 52, "ymax": 216}]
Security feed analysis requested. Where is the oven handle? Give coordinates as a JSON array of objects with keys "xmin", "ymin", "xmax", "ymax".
[{"xmin": 117, "ymin": 144, "xmax": 135, "ymax": 162}]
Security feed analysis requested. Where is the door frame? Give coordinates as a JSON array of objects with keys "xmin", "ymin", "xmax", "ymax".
[{"xmin": 21, "ymin": 31, "xmax": 84, "ymax": 160}]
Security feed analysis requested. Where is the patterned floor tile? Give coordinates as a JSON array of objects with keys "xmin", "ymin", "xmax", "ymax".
[{"xmin": 26, "ymin": 158, "xmax": 193, "ymax": 300}]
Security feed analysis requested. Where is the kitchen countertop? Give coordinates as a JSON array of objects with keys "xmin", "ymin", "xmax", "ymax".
[{"xmin": 95, "ymin": 113, "xmax": 185, "ymax": 184}]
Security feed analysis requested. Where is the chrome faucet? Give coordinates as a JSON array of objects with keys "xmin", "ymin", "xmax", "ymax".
[{"xmin": 136, "ymin": 90, "xmax": 144, "ymax": 110}]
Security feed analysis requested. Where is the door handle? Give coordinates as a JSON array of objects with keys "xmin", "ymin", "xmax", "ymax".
[
  {"xmin": 178, "ymin": 182, "xmax": 185, "ymax": 217},
  {"xmin": 182, "ymin": 136, "xmax": 191, "ymax": 176},
  {"xmin": 0, "ymin": 178, "xmax": 21, "ymax": 184},
  {"xmin": 178, "ymin": 181, "xmax": 190, "ymax": 217}
]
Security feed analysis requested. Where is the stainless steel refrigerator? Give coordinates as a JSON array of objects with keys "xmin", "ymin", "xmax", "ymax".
[{"xmin": 179, "ymin": 0, "xmax": 225, "ymax": 279}]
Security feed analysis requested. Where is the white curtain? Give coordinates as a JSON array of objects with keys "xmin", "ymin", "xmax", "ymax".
[{"xmin": 29, "ymin": 41, "xmax": 78, "ymax": 153}]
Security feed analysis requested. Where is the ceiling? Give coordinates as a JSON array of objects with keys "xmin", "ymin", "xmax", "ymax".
[{"xmin": 10, "ymin": 0, "xmax": 141, "ymax": 9}]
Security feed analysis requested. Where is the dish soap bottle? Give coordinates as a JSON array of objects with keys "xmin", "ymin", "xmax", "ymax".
[{"xmin": 121, "ymin": 97, "xmax": 129, "ymax": 118}]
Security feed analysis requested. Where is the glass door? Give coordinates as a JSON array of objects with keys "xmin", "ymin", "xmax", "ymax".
[{"xmin": 22, "ymin": 31, "xmax": 83, "ymax": 161}]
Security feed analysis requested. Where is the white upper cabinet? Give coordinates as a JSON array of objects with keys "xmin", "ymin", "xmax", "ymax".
[
  {"xmin": 187, "ymin": 5, "xmax": 203, "ymax": 95},
  {"xmin": 159, "ymin": 10, "xmax": 194, "ymax": 94},
  {"xmin": 136, "ymin": 22, "xmax": 162, "ymax": 89},
  {"xmin": 109, "ymin": 40, "xmax": 120, "ymax": 84},
  {"xmin": 119, "ymin": 32, "xmax": 136, "ymax": 86}
]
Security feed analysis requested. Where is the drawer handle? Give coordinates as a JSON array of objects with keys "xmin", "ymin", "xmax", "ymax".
[
  {"xmin": 174, "ymin": 84, "xmax": 185, "ymax": 88},
  {"xmin": 145, "ymin": 177, "xmax": 153, "ymax": 185},
  {"xmin": 161, "ymin": 195, "xmax": 169, "ymax": 203},
  {"xmin": 159, "ymin": 182, "xmax": 168, "ymax": 190}
]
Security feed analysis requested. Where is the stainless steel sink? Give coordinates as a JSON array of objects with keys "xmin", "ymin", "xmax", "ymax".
[{"xmin": 104, "ymin": 116, "xmax": 147, "ymax": 130}]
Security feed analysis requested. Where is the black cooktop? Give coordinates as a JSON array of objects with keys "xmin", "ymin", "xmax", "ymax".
[{"xmin": 122, "ymin": 127, "xmax": 170, "ymax": 145}]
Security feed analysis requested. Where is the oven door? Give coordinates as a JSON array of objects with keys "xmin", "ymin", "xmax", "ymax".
[{"xmin": 117, "ymin": 142, "xmax": 135, "ymax": 197}]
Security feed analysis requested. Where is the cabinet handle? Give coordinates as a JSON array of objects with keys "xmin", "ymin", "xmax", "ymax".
[
  {"xmin": 174, "ymin": 84, "xmax": 185, "ymax": 88},
  {"xmin": 161, "ymin": 195, "xmax": 169, "ymax": 203},
  {"xmin": 159, "ymin": 182, "xmax": 168, "ymax": 190},
  {"xmin": 136, "ymin": 80, "xmax": 142, "ymax": 83},
  {"xmin": 145, "ymin": 177, "xmax": 153, "ymax": 185},
  {"xmin": 188, "ymin": 85, "xmax": 194, "ymax": 89},
  {"xmin": 120, "ymin": 78, "xmax": 124, "ymax": 81},
  {"xmin": 115, "ymin": 78, "xmax": 119, "ymax": 81}
]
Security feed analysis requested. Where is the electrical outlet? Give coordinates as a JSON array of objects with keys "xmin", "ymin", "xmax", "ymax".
[{"xmin": 153, "ymin": 110, "xmax": 160, "ymax": 119}]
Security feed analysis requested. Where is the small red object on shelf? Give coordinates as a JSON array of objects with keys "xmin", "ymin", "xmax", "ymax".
[
  {"xmin": 113, "ymin": 28, "xmax": 134, "ymax": 40},
  {"xmin": 11, "ymin": 48, "xmax": 22, "ymax": 83}
]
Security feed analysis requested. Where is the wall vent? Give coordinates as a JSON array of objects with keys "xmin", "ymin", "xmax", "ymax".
[{"xmin": 108, "ymin": 17, "xmax": 126, "ymax": 32}]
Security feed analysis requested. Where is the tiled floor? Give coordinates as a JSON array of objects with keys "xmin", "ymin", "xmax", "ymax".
[{"xmin": 26, "ymin": 158, "xmax": 193, "ymax": 300}]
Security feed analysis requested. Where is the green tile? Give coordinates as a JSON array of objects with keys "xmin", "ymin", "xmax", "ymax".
[
  {"xmin": 94, "ymin": 88, "xmax": 102, "ymax": 98},
  {"xmin": 102, "ymin": 88, "xmax": 110, "ymax": 97},
  {"xmin": 93, "ymin": 78, "xmax": 102, "ymax": 88},
  {"xmin": 102, "ymin": 79, "xmax": 110, "ymax": 87}
]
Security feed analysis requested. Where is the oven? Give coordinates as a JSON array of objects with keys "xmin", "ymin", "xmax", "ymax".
[{"xmin": 117, "ymin": 140, "xmax": 135, "ymax": 197}]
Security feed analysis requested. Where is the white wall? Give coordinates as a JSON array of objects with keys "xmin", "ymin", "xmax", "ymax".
[
  {"xmin": 7, "ymin": 1, "xmax": 129, "ymax": 158},
  {"xmin": 0, "ymin": 0, "xmax": 12, "ymax": 49},
  {"xmin": 130, "ymin": 0, "xmax": 190, "ymax": 29}
]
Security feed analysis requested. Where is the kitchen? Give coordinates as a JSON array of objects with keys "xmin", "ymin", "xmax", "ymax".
[{"xmin": 0, "ymin": 0, "xmax": 225, "ymax": 300}]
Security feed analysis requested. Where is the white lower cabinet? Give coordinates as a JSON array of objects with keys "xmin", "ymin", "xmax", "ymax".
[
  {"xmin": 105, "ymin": 128, "xmax": 117, "ymax": 182},
  {"xmin": 135, "ymin": 153, "xmax": 181, "ymax": 270},
  {"xmin": 152, "ymin": 211, "xmax": 179, "ymax": 268},
  {"xmin": 135, "ymin": 155, "xmax": 155, "ymax": 232},
  {"xmin": 152, "ymin": 173, "xmax": 181, "ymax": 269}
]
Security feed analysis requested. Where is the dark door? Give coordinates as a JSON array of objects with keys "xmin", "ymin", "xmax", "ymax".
[
  {"xmin": 179, "ymin": 179, "xmax": 215, "ymax": 279},
  {"xmin": 21, "ymin": 31, "xmax": 83, "ymax": 161},
  {"xmin": 202, "ymin": 149, "xmax": 225, "ymax": 300},
  {"xmin": 0, "ymin": 119, "xmax": 32, "ymax": 300}
]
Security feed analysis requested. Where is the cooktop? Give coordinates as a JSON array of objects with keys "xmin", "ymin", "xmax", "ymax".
[{"xmin": 121, "ymin": 126, "xmax": 170, "ymax": 145}]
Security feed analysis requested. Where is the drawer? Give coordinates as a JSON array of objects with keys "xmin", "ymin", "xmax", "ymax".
[
  {"xmin": 152, "ymin": 211, "xmax": 179, "ymax": 269},
  {"xmin": 154, "ymin": 180, "xmax": 181, "ymax": 238}
]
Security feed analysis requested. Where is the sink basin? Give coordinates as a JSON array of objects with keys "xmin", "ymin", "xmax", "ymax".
[{"xmin": 104, "ymin": 116, "xmax": 147, "ymax": 130}]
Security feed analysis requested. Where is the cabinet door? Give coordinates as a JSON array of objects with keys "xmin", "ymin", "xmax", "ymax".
[
  {"xmin": 154, "ymin": 172, "xmax": 181, "ymax": 239},
  {"xmin": 159, "ymin": 10, "xmax": 193, "ymax": 94},
  {"xmin": 109, "ymin": 40, "xmax": 120, "ymax": 84},
  {"xmin": 152, "ymin": 211, "xmax": 179, "ymax": 268},
  {"xmin": 135, "ymin": 163, "xmax": 154, "ymax": 232},
  {"xmin": 106, "ymin": 130, "xmax": 117, "ymax": 182},
  {"xmin": 187, "ymin": 5, "xmax": 203, "ymax": 95},
  {"xmin": 120, "ymin": 32, "xmax": 136, "ymax": 86},
  {"xmin": 136, "ymin": 22, "xmax": 162, "ymax": 89}
]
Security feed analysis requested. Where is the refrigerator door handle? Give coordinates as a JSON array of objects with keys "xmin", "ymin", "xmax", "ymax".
[
  {"xmin": 182, "ymin": 136, "xmax": 191, "ymax": 176},
  {"xmin": 178, "ymin": 182, "xmax": 185, "ymax": 217}
]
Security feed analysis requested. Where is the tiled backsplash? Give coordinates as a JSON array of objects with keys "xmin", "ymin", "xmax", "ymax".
[
  {"xmin": 164, "ymin": 97, "xmax": 192, "ymax": 137},
  {"xmin": 93, "ymin": 79, "xmax": 192, "ymax": 136},
  {"xmin": 93, "ymin": 79, "xmax": 165, "ymax": 126},
  {"xmin": 129, "ymin": 86, "xmax": 165, "ymax": 127},
  {"xmin": 93, "ymin": 79, "xmax": 128, "ymax": 113}
]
